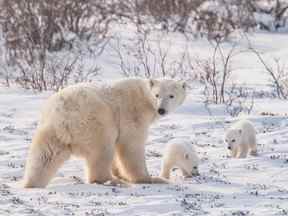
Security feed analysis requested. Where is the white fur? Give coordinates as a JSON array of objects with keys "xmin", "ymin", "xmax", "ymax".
[
  {"xmin": 160, "ymin": 141, "xmax": 200, "ymax": 179},
  {"xmin": 224, "ymin": 120, "xmax": 257, "ymax": 158},
  {"xmin": 150, "ymin": 79, "xmax": 186, "ymax": 116},
  {"xmin": 23, "ymin": 78, "xmax": 186, "ymax": 188}
]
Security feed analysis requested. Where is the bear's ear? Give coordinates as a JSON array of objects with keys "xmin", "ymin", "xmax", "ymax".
[
  {"xmin": 184, "ymin": 153, "xmax": 189, "ymax": 160},
  {"xmin": 238, "ymin": 129, "xmax": 242, "ymax": 134},
  {"xmin": 149, "ymin": 79, "xmax": 158, "ymax": 88}
]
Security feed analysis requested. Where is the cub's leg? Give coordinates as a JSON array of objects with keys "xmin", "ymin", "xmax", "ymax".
[
  {"xmin": 249, "ymin": 136, "xmax": 258, "ymax": 156},
  {"xmin": 231, "ymin": 147, "xmax": 238, "ymax": 158}
]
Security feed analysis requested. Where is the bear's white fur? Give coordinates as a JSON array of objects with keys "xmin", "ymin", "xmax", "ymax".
[
  {"xmin": 224, "ymin": 119, "xmax": 257, "ymax": 158},
  {"xmin": 23, "ymin": 78, "xmax": 186, "ymax": 188},
  {"xmin": 160, "ymin": 141, "xmax": 200, "ymax": 179}
]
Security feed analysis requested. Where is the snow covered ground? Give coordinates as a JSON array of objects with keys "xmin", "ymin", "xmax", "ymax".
[
  {"xmin": 1, "ymin": 32, "xmax": 288, "ymax": 216},
  {"xmin": 1, "ymin": 88, "xmax": 288, "ymax": 215}
]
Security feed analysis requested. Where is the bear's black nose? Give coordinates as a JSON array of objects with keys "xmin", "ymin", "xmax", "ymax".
[
  {"xmin": 158, "ymin": 108, "xmax": 166, "ymax": 115},
  {"xmin": 227, "ymin": 146, "xmax": 231, "ymax": 150}
]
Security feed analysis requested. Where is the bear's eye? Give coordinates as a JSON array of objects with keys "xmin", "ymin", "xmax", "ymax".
[
  {"xmin": 231, "ymin": 139, "xmax": 236, "ymax": 142},
  {"xmin": 155, "ymin": 94, "xmax": 159, "ymax": 98},
  {"xmin": 193, "ymin": 166, "xmax": 197, "ymax": 170},
  {"xmin": 169, "ymin": 95, "xmax": 174, "ymax": 99}
]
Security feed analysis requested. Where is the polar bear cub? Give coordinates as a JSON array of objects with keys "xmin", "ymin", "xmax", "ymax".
[
  {"xmin": 224, "ymin": 119, "xmax": 257, "ymax": 158},
  {"xmin": 160, "ymin": 140, "xmax": 200, "ymax": 179}
]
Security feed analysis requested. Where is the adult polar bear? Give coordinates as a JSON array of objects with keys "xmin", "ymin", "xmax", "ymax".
[{"xmin": 23, "ymin": 78, "xmax": 186, "ymax": 188}]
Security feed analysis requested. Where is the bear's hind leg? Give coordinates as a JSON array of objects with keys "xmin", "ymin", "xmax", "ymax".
[
  {"xmin": 84, "ymin": 136, "xmax": 126, "ymax": 186},
  {"xmin": 23, "ymin": 128, "xmax": 71, "ymax": 188},
  {"xmin": 249, "ymin": 137, "xmax": 258, "ymax": 156},
  {"xmin": 85, "ymin": 156, "xmax": 125, "ymax": 186},
  {"xmin": 86, "ymin": 154, "xmax": 113, "ymax": 184}
]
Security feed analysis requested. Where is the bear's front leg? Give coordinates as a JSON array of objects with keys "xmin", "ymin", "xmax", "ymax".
[
  {"xmin": 115, "ymin": 135, "xmax": 168, "ymax": 184},
  {"xmin": 237, "ymin": 144, "xmax": 249, "ymax": 158},
  {"xmin": 231, "ymin": 147, "xmax": 238, "ymax": 158}
]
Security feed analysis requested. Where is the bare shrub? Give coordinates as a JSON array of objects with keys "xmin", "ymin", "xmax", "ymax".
[
  {"xmin": 193, "ymin": 39, "xmax": 242, "ymax": 104},
  {"xmin": 137, "ymin": 0, "xmax": 202, "ymax": 33},
  {"xmin": 0, "ymin": 0, "xmax": 110, "ymax": 90},
  {"xmin": 0, "ymin": 63, "xmax": 11, "ymax": 87},
  {"xmin": 0, "ymin": 0, "xmax": 112, "ymax": 54},
  {"xmin": 14, "ymin": 51, "xmax": 100, "ymax": 91},
  {"xmin": 225, "ymin": 85, "xmax": 255, "ymax": 117},
  {"xmin": 124, "ymin": 0, "xmax": 256, "ymax": 40},
  {"xmin": 245, "ymin": 34, "xmax": 288, "ymax": 99},
  {"xmin": 253, "ymin": 0, "xmax": 288, "ymax": 31},
  {"xmin": 256, "ymin": 56, "xmax": 288, "ymax": 99},
  {"xmin": 125, "ymin": 0, "xmax": 288, "ymax": 37},
  {"xmin": 111, "ymin": 33, "xmax": 154, "ymax": 78},
  {"xmin": 195, "ymin": 0, "xmax": 256, "ymax": 40},
  {"xmin": 192, "ymin": 36, "xmax": 256, "ymax": 116},
  {"xmin": 110, "ymin": 31, "xmax": 197, "ymax": 81},
  {"xmin": 0, "ymin": 33, "xmax": 11, "ymax": 87}
]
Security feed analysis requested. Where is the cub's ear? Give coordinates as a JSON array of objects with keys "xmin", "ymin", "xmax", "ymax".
[{"xmin": 179, "ymin": 81, "xmax": 186, "ymax": 90}]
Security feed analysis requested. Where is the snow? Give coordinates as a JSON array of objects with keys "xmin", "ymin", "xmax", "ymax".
[{"xmin": 1, "ymin": 31, "xmax": 288, "ymax": 215}]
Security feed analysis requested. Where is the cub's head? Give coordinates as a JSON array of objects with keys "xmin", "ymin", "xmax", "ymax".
[
  {"xmin": 167, "ymin": 142, "xmax": 200, "ymax": 177},
  {"xmin": 177, "ymin": 144, "xmax": 200, "ymax": 177},
  {"xmin": 149, "ymin": 79, "xmax": 186, "ymax": 116},
  {"xmin": 224, "ymin": 129, "xmax": 242, "ymax": 151}
]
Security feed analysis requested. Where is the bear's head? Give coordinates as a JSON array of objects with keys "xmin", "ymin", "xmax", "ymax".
[
  {"xmin": 149, "ymin": 79, "xmax": 186, "ymax": 116},
  {"xmin": 224, "ymin": 129, "xmax": 242, "ymax": 151}
]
